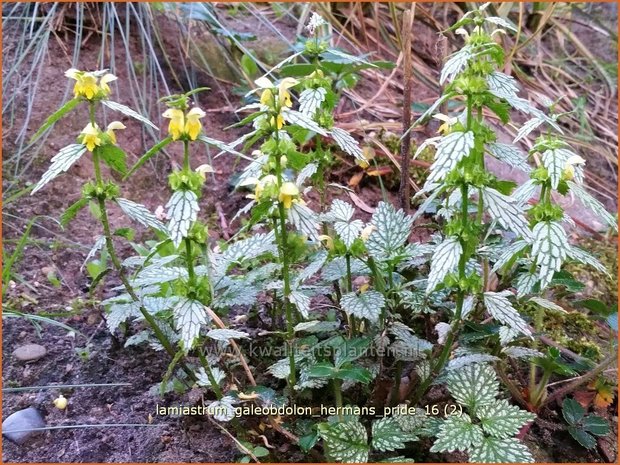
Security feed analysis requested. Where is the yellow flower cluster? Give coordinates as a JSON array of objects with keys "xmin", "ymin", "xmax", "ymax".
[
  {"xmin": 79, "ymin": 121, "xmax": 125, "ymax": 152},
  {"xmin": 162, "ymin": 107, "xmax": 206, "ymax": 141},
  {"xmin": 256, "ymin": 77, "xmax": 298, "ymax": 130},
  {"xmin": 65, "ymin": 69, "xmax": 117, "ymax": 100}
]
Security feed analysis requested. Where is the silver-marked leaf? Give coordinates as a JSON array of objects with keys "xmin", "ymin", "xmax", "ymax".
[
  {"xmin": 412, "ymin": 93, "xmax": 454, "ymax": 127},
  {"xmin": 288, "ymin": 201, "xmax": 320, "ymax": 241},
  {"xmin": 101, "ymin": 100, "xmax": 158, "ymax": 129},
  {"xmin": 516, "ymin": 272, "xmax": 538, "ymax": 298},
  {"xmin": 318, "ymin": 420, "xmax": 369, "ymax": 463},
  {"xmin": 290, "ymin": 291, "xmax": 311, "ymax": 319},
  {"xmin": 426, "ymin": 237, "xmax": 462, "ymax": 294},
  {"xmin": 484, "ymin": 291, "xmax": 531, "ymax": 336},
  {"xmin": 468, "ymin": 437, "xmax": 534, "ymax": 463},
  {"xmin": 82, "ymin": 235, "xmax": 106, "ymax": 271},
  {"xmin": 206, "ymin": 328, "xmax": 250, "ymax": 341},
  {"xmin": 567, "ymin": 246, "xmax": 609, "ymax": 275},
  {"xmin": 513, "ymin": 118, "xmax": 544, "ymax": 143},
  {"xmin": 222, "ymin": 231, "xmax": 277, "ymax": 265},
  {"xmin": 447, "ymin": 363, "xmax": 499, "ymax": 410},
  {"xmin": 296, "ymin": 163, "xmax": 318, "ymax": 186},
  {"xmin": 143, "ymin": 296, "xmax": 180, "ymax": 315},
  {"xmin": 294, "ymin": 320, "xmax": 340, "ymax": 333},
  {"xmin": 542, "ymin": 148, "xmax": 572, "ymax": 189},
  {"xmin": 106, "ymin": 302, "xmax": 140, "ymax": 334},
  {"xmin": 372, "ymin": 417, "xmax": 414, "ymax": 452},
  {"xmin": 322, "ymin": 48, "xmax": 375, "ymax": 66},
  {"xmin": 331, "ymin": 127, "xmax": 364, "ymax": 161},
  {"xmin": 335, "ymin": 219, "xmax": 363, "ymax": 248},
  {"xmin": 116, "ymin": 198, "xmax": 167, "ymax": 233},
  {"xmin": 485, "ymin": 16, "xmax": 518, "ymax": 32},
  {"xmin": 133, "ymin": 266, "xmax": 188, "ymax": 287},
  {"xmin": 197, "ymin": 135, "xmax": 245, "ymax": 158},
  {"xmin": 486, "ymin": 72, "xmax": 519, "ymax": 99},
  {"xmin": 440, "ymin": 45, "xmax": 472, "ymax": 85},
  {"xmin": 447, "ymin": 354, "xmax": 499, "ymax": 370},
  {"xmin": 491, "ymin": 240, "xmax": 529, "ymax": 273},
  {"xmin": 529, "ymin": 296, "xmax": 565, "ymax": 312},
  {"xmin": 282, "ymin": 108, "xmax": 328, "ymax": 135},
  {"xmin": 512, "ymin": 179, "xmax": 539, "ymax": 205},
  {"xmin": 531, "ymin": 221, "xmax": 571, "ymax": 289},
  {"xmin": 426, "ymin": 131, "xmax": 475, "ymax": 185},
  {"xmin": 209, "ymin": 396, "xmax": 236, "ymax": 422},
  {"xmin": 341, "ymin": 290, "xmax": 385, "ymax": 323},
  {"xmin": 482, "ymin": 188, "xmax": 532, "ymax": 240},
  {"xmin": 478, "ymin": 399, "xmax": 535, "ymax": 439},
  {"xmin": 32, "ymin": 144, "xmax": 87, "ymax": 194},
  {"xmin": 324, "ymin": 199, "xmax": 355, "ymax": 223},
  {"xmin": 173, "ymin": 298, "xmax": 209, "ymax": 352},
  {"xmin": 499, "ymin": 326, "xmax": 519, "ymax": 346},
  {"xmin": 486, "ymin": 142, "xmax": 531, "ymax": 172},
  {"xmin": 431, "ymin": 414, "xmax": 484, "ymax": 453},
  {"xmin": 166, "ymin": 190, "xmax": 199, "ymax": 248},
  {"xmin": 366, "ymin": 201, "xmax": 414, "ymax": 261},
  {"xmin": 196, "ymin": 366, "xmax": 226, "ymax": 387},
  {"xmin": 568, "ymin": 181, "xmax": 617, "ymax": 231},
  {"xmin": 299, "ymin": 87, "xmax": 327, "ymax": 117},
  {"xmin": 503, "ymin": 346, "xmax": 543, "ymax": 359}
]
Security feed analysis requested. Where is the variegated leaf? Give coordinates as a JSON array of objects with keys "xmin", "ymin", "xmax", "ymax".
[
  {"xmin": 568, "ymin": 181, "xmax": 617, "ymax": 231},
  {"xmin": 484, "ymin": 290, "xmax": 531, "ymax": 336},
  {"xmin": 299, "ymin": 87, "xmax": 327, "ymax": 117},
  {"xmin": 567, "ymin": 246, "xmax": 609, "ymax": 275},
  {"xmin": 318, "ymin": 420, "xmax": 369, "ymax": 463},
  {"xmin": 32, "ymin": 144, "xmax": 87, "ymax": 194},
  {"xmin": 529, "ymin": 296, "xmax": 565, "ymax": 312},
  {"xmin": 426, "ymin": 131, "xmax": 475, "ymax": 185},
  {"xmin": 486, "ymin": 72, "xmax": 519, "ymax": 99},
  {"xmin": 440, "ymin": 45, "xmax": 472, "ymax": 85},
  {"xmin": 288, "ymin": 201, "xmax": 320, "ymax": 241},
  {"xmin": 366, "ymin": 201, "xmax": 414, "ymax": 261},
  {"xmin": 426, "ymin": 237, "xmax": 462, "ymax": 294},
  {"xmin": 491, "ymin": 239, "xmax": 529, "ymax": 273},
  {"xmin": 484, "ymin": 16, "xmax": 518, "ymax": 32},
  {"xmin": 116, "ymin": 198, "xmax": 167, "ymax": 233},
  {"xmin": 531, "ymin": 221, "xmax": 571, "ymax": 289},
  {"xmin": 513, "ymin": 118, "xmax": 544, "ymax": 143},
  {"xmin": 173, "ymin": 298, "xmax": 209, "ymax": 352},
  {"xmin": 341, "ymin": 290, "xmax": 385, "ymax": 323},
  {"xmin": 542, "ymin": 148, "xmax": 572, "ymax": 190},
  {"xmin": 101, "ymin": 100, "xmax": 158, "ymax": 129},
  {"xmin": 486, "ymin": 142, "xmax": 531, "ymax": 172},
  {"xmin": 166, "ymin": 189, "xmax": 199, "ymax": 248},
  {"xmin": 468, "ymin": 437, "xmax": 534, "ymax": 463},
  {"xmin": 478, "ymin": 399, "xmax": 536, "ymax": 439},
  {"xmin": 206, "ymin": 328, "xmax": 250, "ymax": 341},
  {"xmin": 331, "ymin": 127, "xmax": 364, "ymax": 161},
  {"xmin": 431, "ymin": 414, "xmax": 483, "ymax": 453},
  {"xmin": 512, "ymin": 179, "xmax": 539, "ymax": 205},
  {"xmin": 515, "ymin": 272, "xmax": 538, "ymax": 298},
  {"xmin": 447, "ymin": 364, "xmax": 499, "ymax": 410},
  {"xmin": 282, "ymin": 108, "xmax": 328, "ymax": 135},
  {"xmin": 290, "ymin": 291, "xmax": 311, "ymax": 319},
  {"xmin": 482, "ymin": 188, "xmax": 532, "ymax": 240}
]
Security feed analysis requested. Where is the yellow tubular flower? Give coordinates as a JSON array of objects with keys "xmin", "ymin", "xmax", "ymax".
[
  {"xmin": 80, "ymin": 123, "xmax": 102, "ymax": 152},
  {"xmin": 106, "ymin": 121, "xmax": 126, "ymax": 145},
  {"xmin": 53, "ymin": 394, "xmax": 68, "ymax": 410},
  {"xmin": 185, "ymin": 107, "xmax": 206, "ymax": 140},
  {"xmin": 277, "ymin": 78, "xmax": 298, "ymax": 108},
  {"xmin": 260, "ymin": 89, "xmax": 274, "ymax": 106},
  {"xmin": 162, "ymin": 109, "xmax": 185, "ymax": 140},
  {"xmin": 563, "ymin": 154, "xmax": 586, "ymax": 181},
  {"xmin": 279, "ymin": 182, "xmax": 299, "ymax": 209},
  {"xmin": 72, "ymin": 71, "xmax": 99, "ymax": 99},
  {"xmin": 99, "ymin": 73, "xmax": 118, "ymax": 96}
]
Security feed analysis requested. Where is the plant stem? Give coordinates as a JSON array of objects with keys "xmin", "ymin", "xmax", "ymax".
[
  {"xmin": 333, "ymin": 378, "xmax": 343, "ymax": 420},
  {"xmin": 198, "ymin": 351, "xmax": 223, "ymax": 399}
]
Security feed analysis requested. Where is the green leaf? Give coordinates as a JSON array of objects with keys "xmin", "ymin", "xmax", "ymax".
[
  {"xmin": 95, "ymin": 144, "xmax": 127, "ymax": 175},
  {"xmin": 308, "ymin": 362, "xmax": 337, "ymax": 379},
  {"xmin": 568, "ymin": 425, "xmax": 597, "ymax": 449},
  {"xmin": 124, "ymin": 136, "xmax": 173, "ymax": 179},
  {"xmin": 468, "ymin": 437, "xmax": 534, "ymax": 463},
  {"xmin": 298, "ymin": 432, "xmax": 319, "ymax": 452},
  {"xmin": 318, "ymin": 420, "xmax": 369, "ymax": 463},
  {"xmin": 113, "ymin": 227, "xmax": 135, "ymax": 240},
  {"xmin": 173, "ymin": 298, "xmax": 209, "ymax": 353},
  {"xmin": 240, "ymin": 53, "xmax": 258, "ymax": 76},
  {"xmin": 372, "ymin": 417, "xmax": 414, "ymax": 452},
  {"xmin": 60, "ymin": 197, "xmax": 88, "ymax": 227},
  {"xmin": 30, "ymin": 98, "xmax": 81, "ymax": 143},
  {"xmin": 477, "ymin": 399, "xmax": 535, "ymax": 439},
  {"xmin": 335, "ymin": 367, "xmax": 373, "ymax": 384},
  {"xmin": 252, "ymin": 447, "xmax": 269, "ymax": 458},
  {"xmin": 430, "ymin": 414, "xmax": 483, "ymax": 453},
  {"xmin": 581, "ymin": 415, "xmax": 610, "ymax": 436},
  {"xmin": 562, "ymin": 398, "xmax": 585, "ymax": 425}
]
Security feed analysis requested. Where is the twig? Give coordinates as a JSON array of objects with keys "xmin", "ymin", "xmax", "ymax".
[
  {"xmin": 399, "ymin": 5, "xmax": 415, "ymax": 211},
  {"xmin": 207, "ymin": 416, "xmax": 261, "ymax": 463}
]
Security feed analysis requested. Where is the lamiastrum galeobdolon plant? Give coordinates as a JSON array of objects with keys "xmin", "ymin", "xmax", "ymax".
[{"xmin": 30, "ymin": 6, "xmax": 616, "ymax": 463}]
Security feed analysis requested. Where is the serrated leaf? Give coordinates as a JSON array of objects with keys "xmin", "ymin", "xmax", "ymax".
[
  {"xmin": 568, "ymin": 426, "xmax": 597, "ymax": 449},
  {"xmin": 447, "ymin": 363, "xmax": 499, "ymax": 410},
  {"xmin": 486, "ymin": 142, "xmax": 531, "ymax": 172},
  {"xmin": 513, "ymin": 118, "xmax": 544, "ymax": 143},
  {"xmin": 95, "ymin": 144, "xmax": 127, "ymax": 175},
  {"xmin": 330, "ymin": 127, "xmax": 364, "ymax": 161},
  {"xmin": 290, "ymin": 291, "xmax": 311, "ymax": 319},
  {"xmin": 82, "ymin": 236, "xmax": 106, "ymax": 271},
  {"xmin": 133, "ymin": 266, "xmax": 188, "ymax": 287},
  {"xmin": 30, "ymin": 98, "xmax": 81, "ymax": 143},
  {"xmin": 485, "ymin": 16, "xmax": 517, "ymax": 32},
  {"xmin": 294, "ymin": 320, "xmax": 340, "ymax": 333},
  {"xmin": 562, "ymin": 398, "xmax": 585, "ymax": 425},
  {"xmin": 166, "ymin": 190, "xmax": 199, "ymax": 248},
  {"xmin": 486, "ymin": 72, "xmax": 519, "ymax": 99},
  {"xmin": 197, "ymin": 135, "xmax": 245, "ymax": 158},
  {"xmin": 101, "ymin": 100, "xmax": 158, "ymax": 129},
  {"xmin": 503, "ymin": 346, "xmax": 543, "ymax": 359},
  {"xmin": 299, "ymin": 87, "xmax": 327, "ymax": 117},
  {"xmin": 484, "ymin": 291, "xmax": 531, "ymax": 336},
  {"xmin": 206, "ymin": 328, "xmax": 250, "ymax": 341},
  {"xmin": 222, "ymin": 231, "xmax": 277, "ymax": 265},
  {"xmin": 477, "ymin": 399, "xmax": 535, "ymax": 439},
  {"xmin": 468, "ymin": 437, "xmax": 534, "ymax": 463},
  {"xmin": 412, "ymin": 93, "xmax": 454, "ymax": 127},
  {"xmin": 116, "ymin": 198, "xmax": 167, "ymax": 233},
  {"xmin": 426, "ymin": 131, "xmax": 475, "ymax": 185},
  {"xmin": 531, "ymin": 221, "xmax": 571, "ymax": 289},
  {"xmin": 366, "ymin": 202, "xmax": 414, "ymax": 262},
  {"xmin": 31, "ymin": 144, "xmax": 87, "ymax": 194},
  {"xmin": 60, "ymin": 197, "xmax": 88, "ymax": 227},
  {"xmin": 582, "ymin": 415, "xmax": 610, "ymax": 436},
  {"xmin": 529, "ymin": 296, "xmax": 565, "ymax": 312},
  {"xmin": 335, "ymin": 220, "xmax": 363, "ymax": 248},
  {"xmin": 440, "ymin": 45, "xmax": 472, "ymax": 85},
  {"xmin": 447, "ymin": 354, "xmax": 500, "ymax": 370},
  {"xmin": 432, "ymin": 414, "xmax": 484, "ymax": 454},
  {"xmin": 372, "ymin": 417, "xmax": 413, "ymax": 452},
  {"xmin": 512, "ymin": 179, "xmax": 539, "ymax": 205},
  {"xmin": 209, "ymin": 396, "xmax": 236, "ymax": 422},
  {"xmin": 568, "ymin": 181, "xmax": 617, "ymax": 232},
  {"xmin": 173, "ymin": 298, "xmax": 209, "ymax": 352},
  {"xmin": 491, "ymin": 239, "xmax": 528, "ymax": 273},
  {"xmin": 125, "ymin": 136, "xmax": 173, "ymax": 179},
  {"xmin": 567, "ymin": 246, "xmax": 609, "ymax": 275},
  {"xmin": 196, "ymin": 366, "xmax": 226, "ymax": 387},
  {"xmin": 482, "ymin": 188, "xmax": 532, "ymax": 240},
  {"xmin": 288, "ymin": 201, "xmax": 320, "ymax": 241},
  {"xmin": 516, "ymin": 272, "xmax": 538, "ymax": 298},
  {"xmin": 318, "ymin": 421, "xmax": 369, "ymax": 463},
  {"xmin": 341, "ymin": 290, "xmax": 385, "ymax": 324},
  {"xmin": 282, "ymin": 108, "xmax": 328, "ymax": 135},
  {"xmin": 296, "ymin": 162, "xmax": 318, "ymax": 186},
  {"xmin": 542, "ymin": 148, "xmax": 572, "ymax": 190},
  {"xmin": 106, "ymin": 302, "xmax": 140, "ymax": 334},
  {"xmin": 426, "ymin": 237, "xmax": 462, "ymax": 294}
]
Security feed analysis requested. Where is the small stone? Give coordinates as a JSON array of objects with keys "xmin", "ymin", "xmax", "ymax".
[
  {"xmin": 12, "ymin": 344, "xmax": 47, "ymax": 362},
  {"xmin": 2, "ymin": 407, "xmax": 46, "ymax": 444}
]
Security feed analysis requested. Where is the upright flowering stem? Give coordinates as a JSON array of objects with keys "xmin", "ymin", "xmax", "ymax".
[{"xmin": 86, "ymin": 102, "xmax": 189, "ymax": 379}]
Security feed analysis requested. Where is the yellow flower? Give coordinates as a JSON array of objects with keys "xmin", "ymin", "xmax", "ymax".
[
  {"xmin": 260, "ymin": 88, "xmax": 274, "ymax": 106},
  {"xmin": 105, "ymin": 121, "xmax": 125, "ymax": 145},
  {"xmin": 80, "ymin": 123, "xmax": 102, "ymax": 152},
  {"xmin": 99, "ymin": 73, "xmax": 118, "ymax": 96},
  {"xmin": 277, "ymin": 78, "xmax": 298, "ymax": 108},
  {"xmin": 185, "ymin": 107, "xmax": 206, "ymax": 140},
  {"xmin": 53, "ymin": 394, "xmax": 68, "ymax": 410},
  {"xmin": 271, "ymin": 114, "xmax": 285, "ymax": 130},
  {"xmin": 360, "ymin": 224, "xmax": 376, "ymax": 242},
  {"xmin": 563, "ymin": 154, "xmax": 586, "ymax": 181},
  {"xmin": 162, "ymin": 108, "xmax": 185, "ymax": 140},
  {"xmin": 318, "ymin": 234, "xmax": 334, "ymax": 251},
  {"xmin": 196, "ymin": 163, "xmax": 214, "ymax": 179},
  {"xmin": 279, "ymin": 182, "xmax": 299, "ymax": 209}
]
